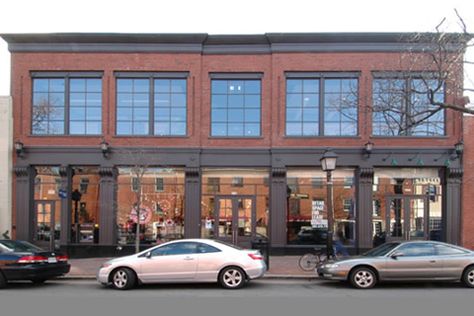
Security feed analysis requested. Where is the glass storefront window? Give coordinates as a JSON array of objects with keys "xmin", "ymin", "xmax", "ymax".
[
  {"xmin": 34, "ymin": 167, "xmax": 62, "ymax": 249},
  {"xmin": 71, "ymin": 167, "xmax": 100, "ymax": 243},
  {"xmin": 372, "ymin": 168, "xmax": 443, "ymax": 246},
  {"xmin": 201, "ymin": 168, "xmax": 269, "ymax": 242},
  {"xmin": 117, "ymin": 168, "xmax": 185, "ymax": 245},
  {"xmin": 286, "ymin": 168, "xmax": 356, "ymax": 247}
]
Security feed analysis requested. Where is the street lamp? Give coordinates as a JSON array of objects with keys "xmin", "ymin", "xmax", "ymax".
[{"xmin": 320, "ymin": 149, "xmax": 338, "ymax": 259}]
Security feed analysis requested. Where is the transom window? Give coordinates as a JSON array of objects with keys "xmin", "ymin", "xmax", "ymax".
[
  {"xmin": 32, "ymin": 73, "xmax": 103, "ymax": 135},
  {"xmin": 285, "ymin": 74, "xmax": 358, "ymax": 136},
  {"xmin": 116, "ymin": 73, "xmax": 187, "ymax": 136},
  {"xmin": 211, "ymin": 78, "xmax": 261, "ymax": 137},
  {"xmin": 372, "ymin": 76, "xmax": 445, "ymax": 136}
]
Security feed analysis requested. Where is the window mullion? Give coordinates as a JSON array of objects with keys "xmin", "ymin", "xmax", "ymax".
[
  {"xmin": 65, "ymin": 76, "xmax": 70, "ymax": 135},
  {"xmin": 319, "ymin": 79, "xmax": 324, "ymax": 136},
  {"xmin": 149, "ymin": 77, "xmax": 154, "ymax": 135}
]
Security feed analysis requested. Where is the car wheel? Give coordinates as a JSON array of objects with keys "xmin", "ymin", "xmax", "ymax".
[
  {"xmin": 219, "ymin": 266, "xmax": 246, "ymax": 289},
  {"xmin": 349, "ymin": 267, "xmax": 377, "ymax": 289},
  {"xmin": 462, "ymin": 266, "xmax": 474, "ymax": 288},
  {"xmin": 0, "ymin": 272, "xmax": 6, "ymax": 289},
  {"xmin": 111, "ymin": 268, "xmax": 136, "ymax": 290}
]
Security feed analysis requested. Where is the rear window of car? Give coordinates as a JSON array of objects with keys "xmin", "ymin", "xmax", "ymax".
[
  {"xmin": 213, "ymin": 240, "xmax": 243, "ymax": 250},
  {"xmin": 435, "ymin": 244, "xmax": 469, "ymax": 256},
  {"xmin": 0, "ymin": 240, "xmax": 43, "ymax": 252}
]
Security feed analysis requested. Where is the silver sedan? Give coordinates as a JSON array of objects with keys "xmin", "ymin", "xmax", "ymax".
[
  {"xmin": 97, "ymin": 239, "xmax": 266, "ymax": 290},
  {"xmin": 317, "ymin": 241, "xmax": 474, "ymax": 289}
]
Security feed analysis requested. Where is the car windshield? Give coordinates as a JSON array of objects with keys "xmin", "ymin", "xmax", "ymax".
[
  {"xmin": 363, "ymin": 242, "xmax": 401, "ymax": 257},
  {"xmin": 0, "ymin": 240, "xmax": 44, "ymax": 252}
]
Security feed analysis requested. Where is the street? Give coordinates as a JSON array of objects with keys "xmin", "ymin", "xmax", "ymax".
[{"xmin": 0, "ymin": 279, "xmax": 473, "ymax": 316}]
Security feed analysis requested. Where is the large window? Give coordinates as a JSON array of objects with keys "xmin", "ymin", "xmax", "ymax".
[
  {"xmin": 211, "ymin": 79, "xmax": 261, "ymax": 137},
  {"xmin": 116, "ymin": 73, "xmax": 187, "ymax": 136},
  {"xmin": 286, "ymin": 168, "xmax": 356, "ymax": 246},
  {"xmin": 117, "ymin": 168, "xmax": 185, "ymax": 245},
  {"xmin": 285, "ymin": 74, "xmax": 358, "ymax": 136},
  {"xmin": 372, "ymin": 76, "xmax": 445, "ymax": 136},
  {"xmin": 32, "ymin": 73, "xmax": 102, "ymax": 135}
]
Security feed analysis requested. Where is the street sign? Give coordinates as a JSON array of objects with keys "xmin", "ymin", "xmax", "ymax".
[{"xmin": 58, "ymin": 189, "xmax": 67, "ymax": 199}]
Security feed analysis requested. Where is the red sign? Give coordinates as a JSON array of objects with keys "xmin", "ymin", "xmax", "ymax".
[{"xmin": 130, "ymin": 206, "xmax": 152, "ymax": 224}]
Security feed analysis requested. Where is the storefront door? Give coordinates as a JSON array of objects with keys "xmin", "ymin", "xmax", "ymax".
[
  {"xmin": 385, "ymin": 195, "xmax": 429, "ymax": 242},
  {"xmin": 214, "ymin": 195, "xmax": 256, "ymax": 247},
  {"xmin": 34, "ymin": 200, "xmax": 58, "ymax": 250}
]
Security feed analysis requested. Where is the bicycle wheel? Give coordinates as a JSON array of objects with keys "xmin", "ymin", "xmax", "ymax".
[{"xmin": 298, "ymin": 253, "xmax": 319, "ymax": 271}]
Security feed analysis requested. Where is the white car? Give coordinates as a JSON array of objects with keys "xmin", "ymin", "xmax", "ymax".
[{"xmin": 97, "ymin": 239, "xmax": 266, "ymax": 290}]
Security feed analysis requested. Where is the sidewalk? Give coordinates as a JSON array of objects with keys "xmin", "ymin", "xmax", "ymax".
[{"xmin": 66, "ymin": 256, "xmax": 318, "ymax": 279}]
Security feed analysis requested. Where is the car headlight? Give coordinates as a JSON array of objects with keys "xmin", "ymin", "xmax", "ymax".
[{"xmin": 324, "ymin": 263, "xmax": 340, "ymax": 269}]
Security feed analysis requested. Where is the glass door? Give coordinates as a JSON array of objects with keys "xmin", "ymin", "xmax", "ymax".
[
  {"xmin": 34, "ymin": 200, "xmax": 58, "ymax": 250},
  {"xmin": 385, "ymin": 195, "xmax": 429, "ymax": 242},
  {"xmin": 215, "ymin": 195, "xmax": 256, "ymax": 247}
]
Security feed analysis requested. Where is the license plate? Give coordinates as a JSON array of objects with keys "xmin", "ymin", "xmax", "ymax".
[
  {"xmin": 48, "ymin": 257, "xmax": 57, "ymax": 263},
  {"xmin": 323, "ymin": 274, "xmax": 332, "ymax": 278}
]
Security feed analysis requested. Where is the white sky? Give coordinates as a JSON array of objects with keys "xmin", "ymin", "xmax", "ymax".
[{"xmin": 0, "ymin": 0, "xmax": 473, "ymax": 100}]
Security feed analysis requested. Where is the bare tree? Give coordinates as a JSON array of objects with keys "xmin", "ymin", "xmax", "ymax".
[
  {"xmin": 32, "ymin": 99, "xmax": 54, "ymax": 132},
  {"xmin": 370, "ymin": 9, "xmax": 473, "ymax": 136}
]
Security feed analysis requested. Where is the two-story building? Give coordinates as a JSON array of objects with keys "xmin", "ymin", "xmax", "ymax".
[{"xmin": 0, "ymin": 33, "xmax": 468, "ymax": 256}]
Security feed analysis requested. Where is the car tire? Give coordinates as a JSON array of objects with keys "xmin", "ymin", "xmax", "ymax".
[
  {"xmin": 462, "ymin": 265, "xmax": 474, "ymax": 288},
  {"xmin": 219, "ymin": 266, "xmax": 246, "ymax": 289},
  {"xmin": 0, "ymin": 272, "xmax": 6, "ymax": 289},
  {"xmin": 111, "ymin": 268, "xmax": 136, "ymax": 290},
  {"xmin": 349, "ymin": 267, "xmax": 377, "ymax": 289}
]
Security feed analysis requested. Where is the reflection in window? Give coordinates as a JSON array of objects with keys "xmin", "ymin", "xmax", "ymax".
[
  {"xmin": 116, "ymin": 77, "xmax": 187, "ymax": 136},
  {"xmin": 285, "ymin": 77, "xmax": 358, "ymax": 136},
  {"xmin": 286, "ymin": 168, "xmax": 356, "ymax": 246},
  {"xmin": 211, "ymin": 80, "xmax": 261, "ymax": 137},
  {"xmin": 372, "ymin": 77, "xmax": 445, "ymax": 136},
  {"xmin": 32, "ymin": 76, "xmax": 102, "ymax": 135},
  {"xmin": 117, "ymin": 168, "xmax": 185, "ymax": 245}
]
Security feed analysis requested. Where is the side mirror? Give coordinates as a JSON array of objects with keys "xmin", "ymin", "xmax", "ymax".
[
  {"xmin": 145, "ymin": 251, "xmax": 152, "ymax": 259},
  {"xmin": 391, "ymin": 251, "xmax": 404, "ymax": 259}
]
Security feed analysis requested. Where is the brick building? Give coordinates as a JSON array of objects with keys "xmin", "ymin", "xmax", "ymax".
[{"xmin": 0, "ymin": 33, "xmax": 468, "ymax": 256}]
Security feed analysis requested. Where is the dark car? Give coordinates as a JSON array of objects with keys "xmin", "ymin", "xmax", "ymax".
[
  {"xmin": 296, "ymin": 227, "xmax": 328, "ymax": 245},
  {"xmin": 0, "ymin": 240, "xmax": 70, "ymax": 288}
]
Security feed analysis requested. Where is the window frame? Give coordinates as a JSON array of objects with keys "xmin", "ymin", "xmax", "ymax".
[
  {"xmin": 31, "ymin": 72, "xmax": 103, "ymax": 136},
  {"xmin": 284, "ymin": 72, "xmax": 360, "ymax": 137},
  {"xmin": 114, "ymin": 72, "xmax": 189, "ymax": 137},
  {"xmin": 210, "ymin": 73, "xmax": 263, "ymax": 138},
  {"xmin": 371, "ymin": 73, "xmax": 446, "ymax": 137}
]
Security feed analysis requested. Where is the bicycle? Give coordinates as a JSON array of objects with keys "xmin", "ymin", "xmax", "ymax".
[{"xmin": 298, "ymin": 247, "xmax": 342, "ymax": 271}]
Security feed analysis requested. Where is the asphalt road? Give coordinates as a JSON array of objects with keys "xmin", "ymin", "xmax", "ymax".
[{"xmin": 1, "ymin": 279, "xmax": 473, "ymax": 316}]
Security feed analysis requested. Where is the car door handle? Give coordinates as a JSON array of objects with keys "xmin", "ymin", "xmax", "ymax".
[
  {"xmin": 429, "ymin": 260, "xmax": 436, "ymax": 263},
  {"xmin": 184, "ymin": 257, "xmax": 195, "ymax": 261}
]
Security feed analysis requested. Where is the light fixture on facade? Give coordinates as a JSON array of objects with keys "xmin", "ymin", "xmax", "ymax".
[
  {"xmin": 364, "ymin": 141, "xmax": 374, "ymax": 158},
  {"xmin": 455, "ymin": 141, "xmax": 464, "ymax": 158},
  {"xmin": 14, "ymin": 141, "xmax": 25, "ymax": 158},
  {"xmin": 100, "ymin": 140, "xmax": 110, "ymax": 158},
  {"xmin": 320, "ymin": 149, "xmax": 338, "ymax": 259}
]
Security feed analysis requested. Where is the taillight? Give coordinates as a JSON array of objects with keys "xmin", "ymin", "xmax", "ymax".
[
  {"xmin": 56, "ymin": 255, "xmax": 69, "ymax": 262},
  {"xmin": 248, "ymin": 253, "xmax": 263, "ymax": 260},
  {"xmin": 17, "ymin": 255, "xmax": 48, "ymax": 264}
]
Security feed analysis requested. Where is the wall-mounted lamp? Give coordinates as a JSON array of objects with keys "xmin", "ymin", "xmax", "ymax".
[
  {"xmin": 364, "ymin": 141, "xmax": 374, "ymax": 158},
  {"xmin": 100, "ymin": 140, "xmax": 110, "ymax": 159},
  {"xmin": 455, "ymin": 141, "xmax": 464, "ymax": 158},
  {"xmin": 14, "ymin": 141, "xmax": 25, "ymax": 158}
]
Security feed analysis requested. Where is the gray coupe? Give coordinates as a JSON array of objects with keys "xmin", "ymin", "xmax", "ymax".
[{"xmin": 317, "ymin": 241, "xmax": 474, "ymax": 289}]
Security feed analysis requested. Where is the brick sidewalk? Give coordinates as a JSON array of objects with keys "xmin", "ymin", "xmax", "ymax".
[{"xmin": 67, "ymin": 256, "xmax": 317, "ymax": 279}]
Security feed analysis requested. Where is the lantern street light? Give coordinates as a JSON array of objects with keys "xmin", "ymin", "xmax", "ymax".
[{"xmin": 320, "ymin": 149, "xmax": 338, "ymax": 259}]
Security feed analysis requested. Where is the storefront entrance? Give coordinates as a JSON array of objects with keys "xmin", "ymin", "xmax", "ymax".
[
  {"xmin": 385, "ymin": 195, "xmax": 429, "ymax": 242},
  {"xmin": 34, "ymin": 200, "xmax": 59, "ymax": 250},
  {"xmin": 214, "ymin": 195, "xmax": 256, "ymax": 247}
]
